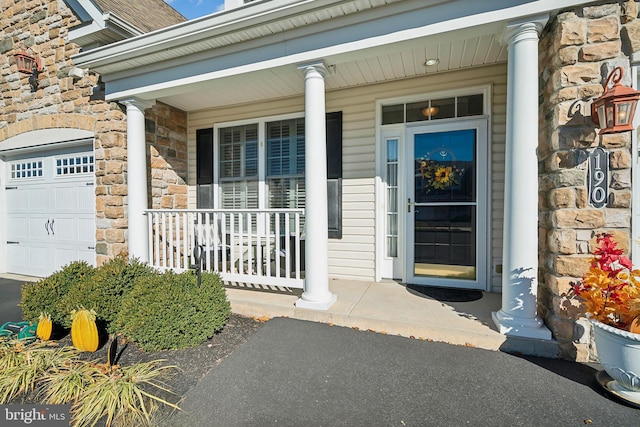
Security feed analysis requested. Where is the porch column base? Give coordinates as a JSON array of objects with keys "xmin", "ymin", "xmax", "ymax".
[
  {"xmin": 295, "ymin": 292, "xmax": 337, "ymax": 311},
  {"xmin": 492, "ymin": 310, "xmax": 552, "ymax": 340}
]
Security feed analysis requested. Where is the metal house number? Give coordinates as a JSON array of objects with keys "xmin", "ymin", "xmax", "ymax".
[{"xmin": 588, "ymin": 147, "xmax": 609, "ymax": 208}]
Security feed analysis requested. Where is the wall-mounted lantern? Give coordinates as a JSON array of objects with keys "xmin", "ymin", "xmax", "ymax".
[
  {"xmin": 14, "ymin": 49, "xmax": 42, "ymax": 92},
  {"xmin": 591, "ymin": 66, "xmax": 640, "ymax": 134}
]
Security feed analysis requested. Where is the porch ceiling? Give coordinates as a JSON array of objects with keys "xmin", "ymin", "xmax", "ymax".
[
  {"xmin": 74, "ymin": 0, "xmax": 586, "ymax": 113},
  {"xmin": 149, "ymin": 25, "xmax": 508, "ymax": 112}
]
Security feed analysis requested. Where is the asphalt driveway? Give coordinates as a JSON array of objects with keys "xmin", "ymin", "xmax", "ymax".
[
  {"xmin": 162, "ymin": 317, "xmax": 639, "ymax": 427},
  {"xmin": 0, "ymin": 277, "xmax": 24, "ymax": 325}
]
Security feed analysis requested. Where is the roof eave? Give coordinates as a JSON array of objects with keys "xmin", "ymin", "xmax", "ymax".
[{"xmin": 71, "ymin": 0, "xmax": 350, "ymax": 69}]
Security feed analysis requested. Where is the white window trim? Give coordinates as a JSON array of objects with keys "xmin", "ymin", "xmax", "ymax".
[{"xmin": 213, "ymin": 112, "xmax": 304, "ymax": 210}]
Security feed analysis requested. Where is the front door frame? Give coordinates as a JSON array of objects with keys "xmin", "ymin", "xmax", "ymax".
[{"xmin": 405, "ymin": 118, "xmax": 490, "ymax": 290}]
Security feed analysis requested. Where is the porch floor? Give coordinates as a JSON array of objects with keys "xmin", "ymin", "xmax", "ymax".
[{"xmin": 225, "ymin": 279, "xmax": 560, "ymax": 358}]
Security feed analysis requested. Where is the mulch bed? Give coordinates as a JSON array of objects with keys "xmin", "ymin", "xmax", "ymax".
[
  {"xmin": 12, "ymin": 314, "xmax": 265, "ymax": 423},
  {"xmin": 107, "ymin": 313, "xmax": 265, "ymax": 398}
]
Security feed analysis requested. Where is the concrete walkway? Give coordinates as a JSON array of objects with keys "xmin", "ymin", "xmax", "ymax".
[
  {"xmin": 1, "ymin": 273, "xmax": 557, "ymax": 357},
  {"xmin": 225, "ymin": 279, "xmax": 559, "ymax": 358}
]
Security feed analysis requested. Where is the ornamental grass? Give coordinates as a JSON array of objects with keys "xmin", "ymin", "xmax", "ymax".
[
  {"xmin": 69, "ymin": 360, "xmax": 179, "ymax": 427},
  {"xmin": 0, "ymin": 338, "xmax": 79, "ymax": 404},
  {"xmin": 0, "ymin": 338, "xmax": 179, "ymax": 427}
]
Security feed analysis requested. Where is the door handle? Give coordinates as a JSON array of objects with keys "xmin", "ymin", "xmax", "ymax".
[
  {"xmin": 45, "ymin": 219, "xmax": 55, "ymax": 235},
  {"xmin": 407, "ymin": 198, "xmax": 412, "ymax": 213}
]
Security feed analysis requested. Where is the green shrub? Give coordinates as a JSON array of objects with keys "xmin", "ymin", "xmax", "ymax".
[
  {"xmin": 116, "ymin": 270, "xmax": 230, "ymax": 351},
  {"xmin": 58, "ymin": 256, "xmax": 155, "ymax": 332},
  {"xmin": 21, "ymin": 261, "xmax": 95, "ymax": 325}
]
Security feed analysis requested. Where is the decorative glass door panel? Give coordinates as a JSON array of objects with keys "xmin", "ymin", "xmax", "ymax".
[{"xmin": 407, "ymin": 121, "xmax": 487, "ymax": 289}]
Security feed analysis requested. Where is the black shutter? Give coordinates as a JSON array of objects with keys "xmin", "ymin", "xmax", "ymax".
[
  {"xmin": 326, "ymin": 112, "xmax": 342, "ymax": 239},
  {"xmin": 196, "ymin": 128, "xmax": 214, "ymax": 208}
]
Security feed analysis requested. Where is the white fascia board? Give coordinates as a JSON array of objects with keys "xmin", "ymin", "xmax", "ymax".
[
  {"xmin": 67, "ymin": 1, "xmax": 142, "ymax": 44},
  {"xmin": 66, "ymin": 0, "xmax": 108, "ymax": 43},
  {"xmin": 65, "ymin": 0, "xmax": 105, "ymax": 23},
  {"xmin": 71, "ymin": 0, "xmax": 364, "ymax": 68},
  {"xmin": 103, "ymin": 13, "xmax": 145, "ymax": 37}
]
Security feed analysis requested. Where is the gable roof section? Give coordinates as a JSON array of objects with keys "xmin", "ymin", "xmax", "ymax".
[
  {"xmin": 93, "ymin": 0, "xmax": 186, "ymax": 33},
  {"xmin": 66, "ymin": 0, "xmax": 185, "ymax": 48}
]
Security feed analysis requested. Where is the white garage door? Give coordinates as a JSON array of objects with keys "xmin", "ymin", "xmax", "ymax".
[{"xmin": 5, "ymin": 146, "xmax": 96, "ymax": 277}]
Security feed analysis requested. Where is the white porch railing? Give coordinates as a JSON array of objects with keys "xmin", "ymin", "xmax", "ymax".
[{"xmin": 145, "ymin": 209, "xmax": 305, "ymax": 289}]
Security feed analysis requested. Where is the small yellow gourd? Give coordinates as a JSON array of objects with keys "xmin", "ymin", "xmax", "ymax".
[
  {"xmin": 36, "ymin": 312, "xmax": 53, "ymax": 341},
  {"xmin": 70, "ymin": 308, "xmax": 99, "ymax": 352}
]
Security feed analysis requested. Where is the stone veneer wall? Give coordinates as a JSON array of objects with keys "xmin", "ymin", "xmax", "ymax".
[
  {"xmin": 146, "ymin": 102, "xmax": 188, "ymax": 210},
  {"xmin": 538, "ymin": 0, "xmax": 640, "ymax": 361},
  {"xmin": 0, "ymin": 0, "xmax": 188, "ymax": 267}
]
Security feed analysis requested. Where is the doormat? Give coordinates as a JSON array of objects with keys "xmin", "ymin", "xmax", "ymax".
[{"xmin": 406, "ymin": 283, "xmax": 483, "ymax": 302}]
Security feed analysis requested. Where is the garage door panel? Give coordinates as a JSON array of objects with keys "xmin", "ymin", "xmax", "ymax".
[
  {"xmin": 7, "ymin": 244, "xmax": 51, "ymax": 276},
  {"xmin": 77, "ymin": 185, "xmax": 95, "ymax": 211},
  {"xmin": 5, "ymin": 144, "xmax": 96, "ymax": 277},
  {"xmin": 27, "ymin": 244, "xmax": 53, "ymax": 277},
  {"xmin": 54, "ymin": 247, "xmax": 79, "ymax": 270},
  {"xmin": 6, "ymin": 217, "xmax": 28, "ymax": 240},
  {"xmin": 6, "ymin": 244, "xmax": 51, "ymax": 277},
  {"xmin": 5, "ymin": 188, "xmax": 28, "ymax": 213},
  {"xmin": 5, "ymin": 187, "xmax": 51, "ymax": 213},
  {"xmin": 76, "ymin": 249, "xmax": 96, "ymax": 265},
  {"xmin": 30, "ymin": 216, "xmax": 53, "ymax": 240},
  {"xmin": 52, "ymin": 183, "xmax": 94, "ymax": 212},
  {"xmin": 7, "ymin": 244, "xmax": 27, "ymax": 266},
  {"xmin": 77, "ymin": 217, "xmax": 96, "ymax": 244},
  {"xmin": 51, "ymin": 217, "xmax": 94, "ymax": 245},
  {"xmin": 27, "ymin": 187, "xmax": 52, "ymax": 211}
]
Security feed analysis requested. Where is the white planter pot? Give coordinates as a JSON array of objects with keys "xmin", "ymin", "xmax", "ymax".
[{"xmin": 592, "ymin": 319, "xmax": 640, "ymax": 404}]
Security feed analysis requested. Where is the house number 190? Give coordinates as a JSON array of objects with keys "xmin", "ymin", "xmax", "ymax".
[{"xmin": 588, "ymin": 147, "xmax": 608, "ymax": 209}]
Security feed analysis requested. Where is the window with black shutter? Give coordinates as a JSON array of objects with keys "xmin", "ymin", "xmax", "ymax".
[
  {"xmin": 196, "ymin": 128, "xmax": 214, "ymax": 208},
  {"xmin": 195, "ymin": 111, "xmax": 343, "ymax": 237}
]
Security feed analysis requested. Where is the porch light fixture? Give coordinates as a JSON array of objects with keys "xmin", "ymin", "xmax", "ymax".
[
  {"xmin": 425, "ymin": 58, "xmax": 440, "ymax": 67},
  {"xmin": 14, "ymin": 48, "xmax": 41, "ymax": 92},
  {"xmin": 422, "ymin": 106, "xmax": 439, "ymax": 117},
  {"xmin": 591, "ymin": 66, "xmax": 640, "ymax": 134}
]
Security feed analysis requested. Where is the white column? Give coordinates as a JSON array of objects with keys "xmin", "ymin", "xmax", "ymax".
[
  {"xmin": 296, "ymin": 62, "xmax": 337, "ymax": 310},
  {"xmin": 122, "ymin": 98, "xmax": 154, "ymax": 263},
  {"xmin": 492, "ymin": 16, "xmax": 552, "ymax": 340}
]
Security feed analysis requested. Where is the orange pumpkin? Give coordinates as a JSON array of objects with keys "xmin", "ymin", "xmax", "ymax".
[
  {"xmin": 36, "ymin": 312, "xmax": 53, "ymax": 341},
  {"xmin": 71, "ymin": 308, "xmax": 99, "ymax": 352},
  {"xmin": 629, "ymin": 315, "xmax": 640, "ymax": 335}
]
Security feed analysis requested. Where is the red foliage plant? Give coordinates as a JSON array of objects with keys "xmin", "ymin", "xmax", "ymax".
[{"xmin": 571, "ymin": 233, "xmax": 640, "ymax": 330}]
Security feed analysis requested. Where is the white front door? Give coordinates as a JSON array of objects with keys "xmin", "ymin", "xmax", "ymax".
[
  {"xmin": 5, "ymin": 146, "xmax": 96, "ymax": 277},
  {"xmin": 406, "ymin": 119, "xmax": 488, "ymax": 290}
]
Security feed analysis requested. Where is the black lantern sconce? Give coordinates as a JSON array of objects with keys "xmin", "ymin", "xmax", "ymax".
[
  {"xmin": 14, "ymin": 49, "xmax": 42, "ymax": 92},
  {"xmin": 591, "ymin": 66, "xmax": 640, "ymax": 134}
]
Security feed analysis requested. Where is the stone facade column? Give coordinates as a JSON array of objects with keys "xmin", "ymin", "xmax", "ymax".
[
  {"xmin": 493, "ymin": 16, "xmax": 552, "ymax": 340},
  {"xmin": 122, "ymin": 98, "xmax": 154, "ymax": 263},
  {"xmin": 296, "ymin": 62, "xmax": 337, "ymax": 310}
]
